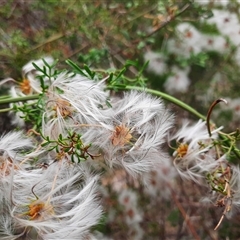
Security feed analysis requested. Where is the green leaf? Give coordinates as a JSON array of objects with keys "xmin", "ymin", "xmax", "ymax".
[
  {"xmin": 55, "ymin": 86, "xmax": 64, "ymax": 94},
  {"xmin": 65, "ymin": 59, "xmax": 88, "ymax": 77},
  {"xmin": 41, "ymin": 142, "xmax": 50, "ymax": 147},
  {"xmin": 114, "ymin": 68, "xmax": 126, "ymax": 83},
  {"xmin": 137, "ymin": 41, "xmax": 145, "ymax": 49},
  {"xmin": 42, "ymin": 58, "xmax": 51, "ymax": 68},
  {"xmin": 32, "ymin": 62, "xmax": 44, "ymax": 73},
  {"xmin": 76, "ymin": 143, "xmax": 81, "ymax": 150},
  {"xmin": 106, "ymin": 99, "xmax": 112, "ymax": 108},
  {"xmin": 71, "ymin": 154, "xmax": 75, "ymax": 163},
  {"xmin": 43, "ymin": 66, "xmax": 47, "ymax": 74},
  {"xmin": 108, "ymin": 72, "xmax": 114, "ymax": 82},
  {"xmin": 125, "ymin": 60, "xmax": 138, "ymax": 68},
  {"xmin": 48, "ymin": 146, "xmax": 57, "ymax": 151},
  {"xmin": 59, "ymin": 134, "xmax": 63, "ymax": 141},
  {"xmin": 84, "ymin": 64, "xmax": 95, "ymax": 79},
  {"xmin": 63, "ymin": 147, "xmax": 70, "ymax": 152}
]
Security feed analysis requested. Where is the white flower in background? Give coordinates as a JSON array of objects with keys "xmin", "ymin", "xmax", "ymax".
[
  {"xmin": 117, "ymin": 190, "xmax": 144, "ymax": 240},
  {"xmin": 90, "ymin": 231, "xmax": 113, "ymax": 240},
  {"xmin": 167, "ymin": 38, "xmax": 196, "ymax": 59},
  {"xmin": 206, "ymin": 9, "xmax": 239, "ymax": 31},
  {"xmin": 200, "ymin": 34, "xmax": 229, "ymax": 54},
  {"xmin": 118, "ymin": 189, "xmax": 138, "ymax": 209},
  {"xmin": 128, "ymin": 223, "xmax": 144, "ymax": 240},
  {"xmin": 205, "ymin": 10, "xmax": 240, "ymax": 46},
  {"xmin": 166, "ymin": 38, "xmax": 186, "ymax": 57},
  {"xmin": 83, "ymin": 91, "xmax": 174, "ymax": 177},
  {"xmin": 118, "ymin": 189, "xmax": 142, "ymax": 225},
  {"xmin": 164, "ymin": 66, "xmax": 190, "ymax": 94},
  {"xmin": 143, "ymin": 158, "xmax": 177, "ymax": 198},
  {"xmin": 167, "ymin": 17, "xmax": 238, "ymax": 58},
  {"xmin": 197, "ymin": 0, "xmax": 229, "ymax": 6},
  {"xmin": 144, "ymin": 51, "xmax": 167, "ymax": 75},
  {"xmin": 167, "ymin": 23, "xmax": 202, "ymax": 58},
  {"xmin": 176, "ymin": 23, "xmax": 202, "ymax": 47},
  {"xmin": 125, "ymin": 204, "xmax": 143, "ymax": 225}
]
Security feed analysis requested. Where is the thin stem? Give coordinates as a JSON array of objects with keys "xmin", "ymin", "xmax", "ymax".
[
  {"xmin": 170, "ymin": 186, "xmax": 201, "ymax": 240},
  {"xmin": 25, "ymin": 33, "xmax": 64, "ymax": 53},
  {"xmin": 0, "ymin": 94, "xmax": 39, "ymax": 105},
  {"xmin": 108, "ymin": 85, "xmax": 206, "ymax": 120},
  {"xmin": 0, "ymin": 107, "xmax": 12, "ymax": 113},
  {"xmin": 132, "ymin": 2, "xmax": 192, "ymax": 44},
  {"xmin": 0, "ymin": 95, "xmax": 11, "ymax": 99}
]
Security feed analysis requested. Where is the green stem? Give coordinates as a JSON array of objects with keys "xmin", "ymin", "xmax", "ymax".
[
  {"xmin": 0, "ymin": 95, "xmax": 11, "ymax": 99},
  {"xmin": 109, "ymin": 85, "xmax": 207, "ymax": 120},
  {"xmin": 0, "ymin": 107, "xmax": 13, "ymax": 113},
  {"xmin": 0, "ymin": 94, "xmax": 39, "ymax": 105}
]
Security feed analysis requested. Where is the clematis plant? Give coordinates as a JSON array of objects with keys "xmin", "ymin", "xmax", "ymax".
[{"xmin": 0, "ymin": 58, "xmax": 240, "ymax": 239}]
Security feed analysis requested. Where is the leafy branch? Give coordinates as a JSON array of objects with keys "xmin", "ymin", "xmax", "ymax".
[{"xmin": 41, "ymin": 131, "xmax": 99, "ymax": 163}]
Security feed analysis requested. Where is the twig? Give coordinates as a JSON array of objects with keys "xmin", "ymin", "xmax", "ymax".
[
  {"xmin": 65, "ymin": 44, "xmax": 90, "ymax": 59},
  {"xmin": 214, "ymin": 197, "xmax": 232, "ymax": 230},
  {"xmin": 206, "ymin": 98, "xmax": 227, "ymax": 137},
  {"xmin": 122, "ymin": 4, "xmax": 158, "ymax": 26},
  {"xmin": 25, "ymin": 33, "xmax": 65, "ymax": 53},
  {"xmin": 170, "ymin": 187, "xmax": 201, "ymax": 240},
  {"xmin": 132, "ymin": 2, "xmax": 192, "ymax": 44},
  {"xmin": 110, "ymin": 2, "xmax": 192, "ymax": 57}
]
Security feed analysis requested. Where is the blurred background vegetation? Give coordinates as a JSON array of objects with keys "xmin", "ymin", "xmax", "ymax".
[{"xmin": 1, "ymin": 0, "xmax": 240, "ymax": 239}]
